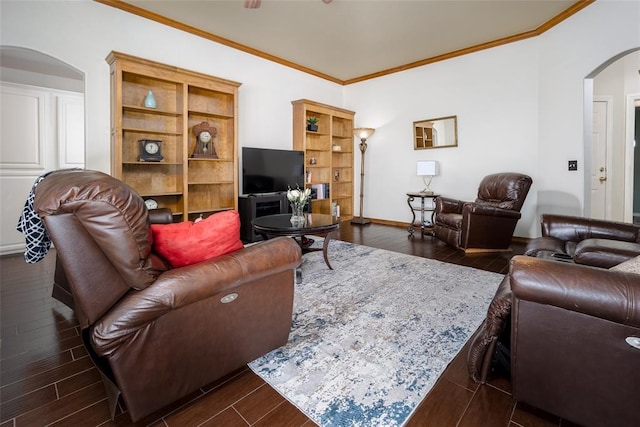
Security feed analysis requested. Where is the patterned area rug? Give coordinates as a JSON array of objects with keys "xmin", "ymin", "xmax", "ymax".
[{"xmin": 249, "ymin": 240, "xmax": 503, "ymax": 426}]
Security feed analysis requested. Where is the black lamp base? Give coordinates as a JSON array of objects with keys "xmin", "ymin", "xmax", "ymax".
[{"xmin": 350, "ymin": 216, "xmax": 371, "ymax": 225}]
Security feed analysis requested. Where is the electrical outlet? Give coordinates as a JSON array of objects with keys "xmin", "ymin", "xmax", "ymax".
[{"xmin": 568, "ymin": 160, "xmax": 578, "ymax": 171}]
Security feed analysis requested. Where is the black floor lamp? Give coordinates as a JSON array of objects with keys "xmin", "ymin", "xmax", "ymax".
[{"xmin": 351, "ymin": 127, "xmax": 375, "ymax": 225}]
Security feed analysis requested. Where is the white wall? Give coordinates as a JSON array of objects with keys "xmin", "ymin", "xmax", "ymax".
[
  {"xmin": 344, "ymin": 0, "xmax": 640, "ymax": 237},
  {"xmin": 0, "ymin": 0, "xmax": 344, "ymax": 171},
  {"xmin": 344, "ymin": 40, "xmax": 540, "ymax": 236},
  {"xmin": 2, "ymin": 0, "xmax": 639, "ymax": 238},
  {"xmin": 533, "ymin": 0, "xmax": 639, "ymax": 231}
]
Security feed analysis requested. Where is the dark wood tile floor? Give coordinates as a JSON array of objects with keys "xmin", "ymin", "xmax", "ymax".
[{"xmin": 1, "ymin": 222, "xmax": 576, "ymax": 426}]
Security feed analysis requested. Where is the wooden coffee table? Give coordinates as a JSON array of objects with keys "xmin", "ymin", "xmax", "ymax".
[{"xmin": 252, "ymin": 213, "xmax": 340, "ymax": 280}]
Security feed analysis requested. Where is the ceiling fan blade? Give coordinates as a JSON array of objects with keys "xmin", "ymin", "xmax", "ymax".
[
  {"xmin": 244, "ymin": 0, "xmax": 261, "ymax": 8},
  {"xmin": 244, "ymin": 0, "xmax": 330, "ymax": 8}
]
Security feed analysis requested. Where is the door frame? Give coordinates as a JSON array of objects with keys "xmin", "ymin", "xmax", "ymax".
[
  {"xmin": 0, "ymin": 46, "xmax": 85, "ymax": 255},
  {"xmin": 624, "ymin": 93, "xmax": 640, "ymax": 223},
  {"xmin": 591, "ymin": 96, "xmax": 614, "ymax": 220},
  {"xmin": 583, "ymin": 48, "xmax": 640, "ymax": 221}
]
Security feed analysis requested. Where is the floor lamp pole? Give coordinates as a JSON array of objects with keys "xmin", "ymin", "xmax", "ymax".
[{"xmin": 351, "ymin": 137, "xmax": 371, "ymax": 225}]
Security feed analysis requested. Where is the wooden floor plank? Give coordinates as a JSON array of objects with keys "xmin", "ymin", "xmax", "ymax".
[
  {"xmin": 232, "ymin": 384, "xmax": 284, "ymax": 425},
  {"xmin": 14, "ymin": 382, "xmax": 106, "ymax": 427},
  {"xmin": 163, "ymin": 370, "xmax": 264, "ymax": 426},
  {"xmin": 198, "ymin": 407, "xmax": 249, "ymax": 427},
  {"xmin": 457, "ymin": 385, "xmax": 515, "ymax": 427},
  {"xmin": 252, "ymin": 400, "xmax": 314, "ymax": 427},
  {"xmin": 1, "ymin": 223, "xmax": 574, "ymax": 426},
  {"xmin": 404, "ymin": 378, "xmax": 474, "ymax": 427}
]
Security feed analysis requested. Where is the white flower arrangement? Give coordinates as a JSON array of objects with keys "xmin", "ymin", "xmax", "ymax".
[{"xmin": 287, "ymin": 185, "xmax": 312, "ymax": 207}]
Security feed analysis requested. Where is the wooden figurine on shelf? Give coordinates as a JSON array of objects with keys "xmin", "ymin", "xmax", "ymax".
[{"xmin": 191, "ymin": 121, "xmax": 218, "ymax": 158}]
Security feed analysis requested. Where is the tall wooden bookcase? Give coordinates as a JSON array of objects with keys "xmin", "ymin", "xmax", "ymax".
[
  {"xmin": 292, "ymin": 99, "xmax": 355, "ymax": 219},
  {"xmin": 107, "ymin": 52, "xmax": 240, "ymax": 222}
]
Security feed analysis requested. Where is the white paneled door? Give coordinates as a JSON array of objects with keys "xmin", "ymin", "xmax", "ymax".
[
  {"xmin": 590, "ymin": 99, "xmax": 610, "ymax": 220},
  {"xmin": 0, "ymin": 83, "xmax": 84, "ymax": 255}
]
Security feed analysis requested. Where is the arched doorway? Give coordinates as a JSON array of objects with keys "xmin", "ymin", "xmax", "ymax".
[
  {"xmin": 0, "ymin": 46, "xmax": 85, "ymax": 254},
  {"xmin": 583, "ymin": 48, "xmax": 640, "ymax": 222}
]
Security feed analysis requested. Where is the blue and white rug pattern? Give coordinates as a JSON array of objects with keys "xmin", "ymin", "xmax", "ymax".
[{"xmin": 249, "ymin": 240, "xmax": 503, "ymax": 426}]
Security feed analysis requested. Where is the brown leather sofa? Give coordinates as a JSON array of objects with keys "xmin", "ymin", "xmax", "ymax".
[
  {"xmin": 433, "ymin": 172, "xmax": 532, "ymax": 252},
  {"xmin": 510, "ymin": 256, "xmax": 640, "ymax": 427},
  {"xmin": 33, "ymin": 169, "xmax": 302, "ymax": 422},
  {"xmin": 524, "ymin": 214, "xmax": 640, "ymax": 268},
  {"xmin": 468, "ymin": 257, "xmax": 640, "ymax": 426}
]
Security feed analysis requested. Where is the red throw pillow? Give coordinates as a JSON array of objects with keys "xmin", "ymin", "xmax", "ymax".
[{"xmin": 150, "ymin": 210, "xmax": 244, "ymax": 268}]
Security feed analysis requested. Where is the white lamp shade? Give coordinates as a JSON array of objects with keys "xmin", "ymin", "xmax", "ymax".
[{"xmin": 416, "ymin": 160, "xmax": 439, "ymax": 176}]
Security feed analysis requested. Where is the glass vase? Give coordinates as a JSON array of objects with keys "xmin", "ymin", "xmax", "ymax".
[
  {"xmin": 290, "ymin": 203, "xmax": 306, "ymax": 226},
  {"xmin": 144, "ymin": 90, "xmax": 157, "ymax": 108}
]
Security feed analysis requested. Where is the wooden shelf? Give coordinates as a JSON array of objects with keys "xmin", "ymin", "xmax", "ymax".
[
  {"xmin": 123, "ymin": 105, "xmax": 182, "ymax": 116},
  {"xmin": 292, "ymin": 99, "xmax": 355, "ymax": 219},
  {"xmin": 108, "ymin": 51, "xmax": 240, "ymax": 221},
  {"xmin": 187, "ymin": 109, "xmax": 234, "ymax": 119}
]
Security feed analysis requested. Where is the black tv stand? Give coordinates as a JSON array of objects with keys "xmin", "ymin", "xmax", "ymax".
[{"xmin": 238, "ymin": 193, "xmax": 289, "ymax": 242}]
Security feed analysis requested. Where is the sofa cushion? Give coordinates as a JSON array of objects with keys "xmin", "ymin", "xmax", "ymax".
[
  {"xmin": 574, "ymin": 238, "xmax": 640, "ymax": 269},
  {"xmin": 151, "ymin": 210, "xmax": 244, "ymax": 268},
  {"xmin": 524, "ymin": 236, "xmax": 567, "ymax": 257},
  {"xmin": 610, "ymin": 254, "xmax": 640, "ymax": 274}
]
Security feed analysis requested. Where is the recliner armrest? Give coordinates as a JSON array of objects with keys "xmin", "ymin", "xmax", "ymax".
[
  {"xmin": 540, "ymin": 214, "xmax": 640, "ymax": 243},
  {"xmin": 92, "ymin": 236, "xmax": 301, "ymax": 355},
  {"xmin": 510, "ymin": 255, "xmax": 640, "ymax": 327},
  {"xmin": 463, "ymin": 203, "xmax": 522, "ymax": 219},
  {"xmin": 148, "ymin": 208, "xmax": 173, "ymax": 224},
  {"xmin": 435, "ymin": 196, "xmax": 464, "ymax": 214}
]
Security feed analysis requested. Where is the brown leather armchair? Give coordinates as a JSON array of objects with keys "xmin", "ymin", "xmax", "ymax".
[
  {"xmin": 33, "ymin": 169, "xmax": 301, "ymax": 422},
  {"xmin": 468, "ymin": 256, "xmax": 640, "ymax": 427},
  {"xmin": 524, "ymin": 214, "xmax": 640, "ymax": 268},
  {"xmin": 433, "ymin": 172, "xmax": 532, "ymax": 252}
]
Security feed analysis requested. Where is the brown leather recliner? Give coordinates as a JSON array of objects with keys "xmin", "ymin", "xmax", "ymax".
[
  {"xmin": 468, "ymin": 256, "xmax": 640, "ymax": 427},
  {"xmin": 33, "ymin": 169, "xmax": 302, "ymax": 422},
  {"xmin": 511, "ymin": 256, "xmax": 640, "ymax": 427},
  {"xmin": 433, "ymin": 172, "xmax": 532, "ymax": 252},
  {"xmin": 524, "ymin": 214, "xmax": 640, "ymax": 268},
  {"xmin": 51, "ymin": 207, "xmax": 174, "ymax": 309}
]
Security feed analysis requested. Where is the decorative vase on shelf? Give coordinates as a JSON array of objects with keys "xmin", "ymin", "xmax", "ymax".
[{"xmin": 144, "ymin": 90, "xmax": 157, "ymax": 108}]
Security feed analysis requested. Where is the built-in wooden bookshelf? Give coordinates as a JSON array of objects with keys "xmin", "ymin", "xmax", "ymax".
[
  {"xmin": 292, "ymin": 99, "xmax": 355, "ymax": 219},
  {"xmin": 107, "ymin": 52, "xmax": 240, "ymax": 221}
]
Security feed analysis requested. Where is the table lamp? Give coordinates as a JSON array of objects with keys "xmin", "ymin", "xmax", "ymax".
[{"xmin": 416, "ymin": 160, "xmax": 439, "ymax": 194}]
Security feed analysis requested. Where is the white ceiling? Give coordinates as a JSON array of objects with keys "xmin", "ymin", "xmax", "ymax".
[{"xmin": 114, "ymin": 0, "xmax": 591, "ymax": 83}]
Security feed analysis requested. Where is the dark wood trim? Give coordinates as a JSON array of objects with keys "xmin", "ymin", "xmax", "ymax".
[
  {"xmin": 344, "ymin": 0, "xmax": 595, "ymax": 84},
  {"xmin": 369, "ymin": 217, "xmax": 408, "ymax": 228},
  {"xmin": 367, "ymin": 218, "xmax": 533, "ymax": 244},
  {"xmin": 94, "ymin": 0, "xmax": 343, "ymax": 84},
  {"xmin": 96, "ymin": 0, "xmax": 595, "ymax": 85}
]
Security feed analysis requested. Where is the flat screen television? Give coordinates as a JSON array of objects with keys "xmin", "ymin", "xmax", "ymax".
[{"xmin": 242, "ymin": 147, "xmax": 305, "ymax": 195}]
